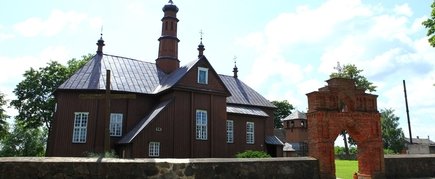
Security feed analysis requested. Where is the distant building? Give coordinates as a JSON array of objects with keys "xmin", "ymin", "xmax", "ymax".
[
  {"xmin": 405, "ymin": 136, "xmax": 435, "ymax": 154},
  {"xmin": 47, "ymin": 1, "xmax": 281, "ymax": 158},
  {"xmin": 274, "ymin": 110, "xmax": 309, "ymax": 156}
]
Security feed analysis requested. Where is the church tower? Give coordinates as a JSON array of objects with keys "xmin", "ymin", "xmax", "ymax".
[{"xmin": 156, "ymin": 0, "xmax": 180, "ymax": 74}]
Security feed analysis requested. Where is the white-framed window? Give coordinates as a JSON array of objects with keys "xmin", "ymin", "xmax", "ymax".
[
  {"xmin": 196, "ymin": 110, "xmax": 208, "ymax": 140},
  {"xmin": 226, "ymin": 120, "xmax": 234, "ymax": 143},
  {"xmin": 72, "ymin": 112, "xmax": 88, "ymax": 143},
  {"xmin": 149, "ymin": 142, "xmax": 160, "ymax": 157},
  {"xmin": 197, "ymin": 67, "xmax": 209, "ymax": 84},
  {"xmin": 246, "ymin": 122, "xmax": 255, "ymax": 144},
  {"xmin": 110, "ymin": 113, "xmax": 123, "ymax": 136}
]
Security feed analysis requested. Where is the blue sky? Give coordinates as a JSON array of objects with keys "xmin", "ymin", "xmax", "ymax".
[{"xmin": 1, "ymin": 0, "xmax": 434, "ymax": 144}]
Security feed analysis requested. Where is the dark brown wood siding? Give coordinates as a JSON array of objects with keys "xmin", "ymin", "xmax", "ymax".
[
  {"xmin": 177, "ymin": 59, "xmax": 228, "ymax": 95},
  {"xmin": 225, "ymin": 113, "xmax": 270, "ymax": 157},
  {"xmin": 48, "ymin": 91, "xmax": 157, "ymax": 157}
]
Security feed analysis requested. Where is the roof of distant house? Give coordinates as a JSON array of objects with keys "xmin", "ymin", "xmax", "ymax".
[
  {"xmin": 405, "ymin": 137, "xmax": 435, "ymax": 145},
  {"xmin": 282, "ymin": 110, "xmax": 306, "ymax": 121}
]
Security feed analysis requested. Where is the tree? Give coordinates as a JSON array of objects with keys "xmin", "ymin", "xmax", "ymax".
[
  {"xmin": 0, "ymin": 92, "xmax": 9, "ymax": 139},
  {"xmin": 0, "ymin": 121, "xmax": 46, "ymax": 156},
  {"xmin": 271, "ymin": 100, "xmax": 295, "ymax": 128},
  {"xmin": 422, "ymin": 0, "xmax": 435, "ymax": 48},
  {"xmin": 330, "ymin": 64, "xmax": 377, "ymax": 92},
  {"xmin": 380, "ymin": 108, "xmax": 405, "ymax": 153},
  {"xmin": 10, "ymin": 55, "xmax": 92, "ymax": 133},
  {"xmin": 423, "ymin": 1, "xmax": 435, "ymax": 86}
]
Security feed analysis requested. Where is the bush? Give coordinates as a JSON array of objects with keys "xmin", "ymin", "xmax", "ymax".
[
  {"xmin": 235, "ymin": 150, "xmax": 271, "ymax": 158},
  {"xmin": 334, "ymin": 146, "xmax": 357, "ymax": 160},
  {"xmin": 383, "ymin": 149, "xmax": 396, "ymax": 154},
  {"xmin": 85, "ymin": 150, "xmax": 118, "ymax": 158}
]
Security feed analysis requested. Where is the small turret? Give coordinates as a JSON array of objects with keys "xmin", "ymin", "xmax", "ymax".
[{"xmin": 96, "ymin": 33, "xmax": 105, "ymax": 55}]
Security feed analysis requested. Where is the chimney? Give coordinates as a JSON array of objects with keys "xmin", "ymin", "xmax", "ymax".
[{"xmin": 156, "ymin": 0, "xmax": 180, "ymax": 74}]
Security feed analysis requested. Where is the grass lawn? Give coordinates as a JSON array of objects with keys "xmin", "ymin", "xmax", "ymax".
[{"xmin": 335, "ymin": 160, "xmax": 358, "ymax": 179}]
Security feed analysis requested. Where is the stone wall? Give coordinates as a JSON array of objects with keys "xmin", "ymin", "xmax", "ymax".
[
  {"xmin": 384, "ymin": 154, "xmax": 435, "ymax": 178},
  {"xmin": 0, "ymin": 157, "xmax": 319, "ymax": 179}
]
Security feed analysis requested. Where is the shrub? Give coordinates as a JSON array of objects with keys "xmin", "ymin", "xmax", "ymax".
[
  {"xmin": 85, "ymin": 150, "xmax": 118, "ymax": 158},
  {"xmin": 383, "ymin": 149, "xmax": 396, "ymax": 154},
  {"xmin": 235, "ymin": 150, "xmax": 271, "ymax": 158}
]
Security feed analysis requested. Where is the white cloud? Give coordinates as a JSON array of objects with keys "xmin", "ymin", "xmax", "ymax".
[
  {"xmin": 242, "ymin": 0, "xmax": 376, "ymax": 93},
  {"xmin": 238, "ymin": 0, "xmax": 435, "ymax": 141},
  {"xmin": 0, "ymin": 46, "xmax": 70, "ymax": 92},
  {"xmin": 394, "ymin": 4, "xmax": 413, "ymax": 17},
  {"xmin": 0, "ymin": 25, "xmax": 15, "ymax": 41},
  {"xmin": 14, "ymin": 10, "xmax": 87, "ymax": 37}
]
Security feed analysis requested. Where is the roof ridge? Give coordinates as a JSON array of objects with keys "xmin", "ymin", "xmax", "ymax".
[
  {"xmin": 103, "ymin": 53, "xmax": 155, "ymax": 64},
  {"xmin": 218, "ymin": 74, "xmax": 234, "ymax": 77}
]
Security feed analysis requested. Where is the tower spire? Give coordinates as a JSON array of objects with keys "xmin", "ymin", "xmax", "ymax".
[
  {"xmin": 156, "ymin": 1, "xmax": 180, "ymax": 74},
  {"xmin": 198, "ymin": 30, "xmax": 205, "ymax": 57},
  {"xmin": 96, "ymin": 30, "xmax": 105, "ymax": 55},
  {"xmin": 233, "ymin": 56, "xmax": 238, "ymax": 78}
]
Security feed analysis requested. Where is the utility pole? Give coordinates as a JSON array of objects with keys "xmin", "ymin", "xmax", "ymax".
[{"xmin": 403, "ymin": 80, "xmax": 412, "ymax": 144}]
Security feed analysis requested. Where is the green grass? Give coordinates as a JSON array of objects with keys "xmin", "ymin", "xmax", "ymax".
[{"xmin": 335, "ymin": 160, "xmax": 358, "ymax": 179}]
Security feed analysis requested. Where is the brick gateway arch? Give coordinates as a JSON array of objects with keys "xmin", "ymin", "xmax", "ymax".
[{"xmin": 306, "ymin": 78, "xmax": 385, "ymax": 179}]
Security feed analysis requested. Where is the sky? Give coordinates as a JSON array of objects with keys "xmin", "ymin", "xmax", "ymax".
[{"xmin": 1, "ymin": 0, "xmax": 434, "ymax": 145}]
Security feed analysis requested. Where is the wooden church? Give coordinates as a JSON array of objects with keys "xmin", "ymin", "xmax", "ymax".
[{"xmin": 47, "ymin": 1, "xmax": 282, "ymax": 158}]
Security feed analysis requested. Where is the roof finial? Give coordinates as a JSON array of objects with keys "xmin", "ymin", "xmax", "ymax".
[
  {"xmin": 233, "ymin": 56, "xmax": 238, "ymax": 78},
  {"xmin": 199, "ymin": 29, "xmax": 204, "ymax": 45},
  {"xmin": 100, "ymin": 26, "xmax": 103, "ymax": 39},
  {"xmin": 96, "ymin": 27, "xmax": 105, "ymax": 55},
  {"xmin": 197, "ymin": 29, "xmax": 205, "ymax": 57},
  {"xmin": 334, "ymin": 61, "xmax": 342, "ymax": 73},
  {"xmin": 168, "ymin": 0, "xmax": 174, "ymax": 4}
]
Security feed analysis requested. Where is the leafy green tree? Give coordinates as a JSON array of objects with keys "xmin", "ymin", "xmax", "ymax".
[
  {"xmin": 422, "ymin": 0, "xmax": 435, "ymax": 48},
  {"xmin": 0, "ymin": 121, "xmax": 46, "ymax": 156},
  {"xmin": 10, "ymin": 55, "xmax": 92, "ymax": 132},
  {"xmin": 380, "ymin": 108, "xmax": 405, "ymax": 153},
  {"xmin": 330, "ymin": 64, "xmax": 377, "ymax": 92},
  {"xmin": 271, "ymin": 100, "xmax": 295, "ymax": 128},
  {"xmin": 0, "ymin": 92, "xmax": 9, "ymax": 139}
]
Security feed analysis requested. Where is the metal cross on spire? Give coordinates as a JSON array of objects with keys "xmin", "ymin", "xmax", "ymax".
[
  {"xmin": 100, "ymin": 26, "xmax": 103, "ymax": 39},
  {"xmin": 334, "ymin": 61, "xmax": 343, "ymax": 73},
  {"xmin": 199, "ymin": 29, "xmax": 204, "ymax": 42},
  {"xmin": 233, "ymin": 56, "xmax": 237, "ymax": 65}
]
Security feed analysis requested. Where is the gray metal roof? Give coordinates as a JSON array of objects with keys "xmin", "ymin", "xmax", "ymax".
[
  {"xmin": 405, "ymin": 138, "xmax": 435, "ymax": 145},
  {"xmin": 59, "ymin": 54, "xmax": 274, "ymax": 108},
  {"xmin": 273, "ymin": 129, "xmax": 287, "ymax": 143},
  {"xmin": 265, "ymin": 135, "xmax": 284, "ymax": 146},
  {"xmin": 282, "ymin": 110, "xmax": 307, "ymax": 121},
  {"xmin": 220, "ymin": 75, "xmax": 275, "ymax": 108},
  {"xmin": 227, "ymin": 105, "xmax": 269, "ymax": 117},
  {"xmin": 59, "ymin": 54, "xmax": 164, "ymax": 93},
  {"xmin": 118, "ymin": 98, "xmax": 173, "ymax": 144}
]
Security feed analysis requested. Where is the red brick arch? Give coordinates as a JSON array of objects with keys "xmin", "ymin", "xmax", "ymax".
[{"xmin": 306, "ymin": 78, "xmax": 384, "ymax": 179}]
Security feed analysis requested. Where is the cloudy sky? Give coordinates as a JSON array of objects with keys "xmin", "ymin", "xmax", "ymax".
[{"xmin": 1, "ymin": 0, "xmax": 434, "ymax": 144}]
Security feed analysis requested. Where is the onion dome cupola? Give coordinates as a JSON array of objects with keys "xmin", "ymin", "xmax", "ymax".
[{"xmin": 156, "ymin": 0, "xmax": 180, "ymax": 74}]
